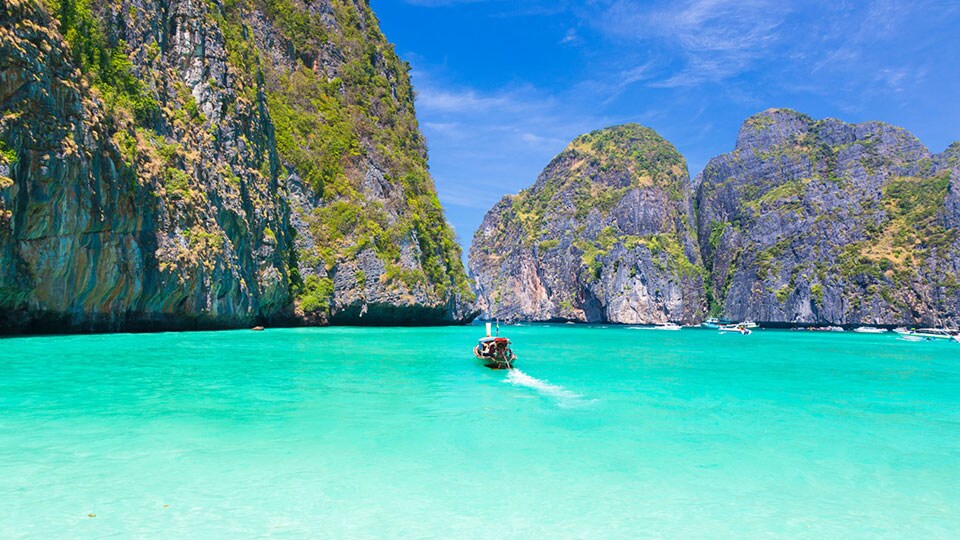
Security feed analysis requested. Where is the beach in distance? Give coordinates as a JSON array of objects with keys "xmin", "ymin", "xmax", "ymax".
[{"xmin": 2, "ymin": 325, "xmax": 958, "ymax": 538}]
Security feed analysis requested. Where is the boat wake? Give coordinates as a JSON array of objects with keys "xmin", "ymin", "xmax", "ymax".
[{"xmin": 505, "ymin": 369, "xmax": 589, "ymax": 406}]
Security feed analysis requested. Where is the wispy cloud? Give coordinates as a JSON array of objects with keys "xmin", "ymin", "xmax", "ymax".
[
  {"xmin": 593, "ymin": 0, "xmax": 792, "ymax": 87},
  {"xmin": 416, "ymin": 88, "xmax": 513, "ymax": 113},
  {"xmin": 560, "ymin": 28, "xmax": 580, "ymax": 45},
  {"xmin": 402, "ymin": 0, "xmax": 495, "ymax": 6},
  {"xmin": 588, "ymin": 60, "xmax": 661, "ymax": 102}
]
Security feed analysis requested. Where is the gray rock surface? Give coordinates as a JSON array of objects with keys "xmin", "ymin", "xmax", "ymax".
[
  {"xmin": 469, "ymin": 124, "xmax": 705, "ymax": 324},
  {"xmin": 0, "ymin": 0, "xmax": 474, "ymax": 333},
  {"xmin": 696, "ymin": 108, "xmax": 960, "ymax": 326},
  {"xmin": 472, "ymin": 111, "xmax": 960, "ymax": 327}
]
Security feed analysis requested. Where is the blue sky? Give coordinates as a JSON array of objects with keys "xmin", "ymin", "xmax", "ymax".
[{"xmin": 371, "ymin": 0, "xmax": 960, "ymax": 253}]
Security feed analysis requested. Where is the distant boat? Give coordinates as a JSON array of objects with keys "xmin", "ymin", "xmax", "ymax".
[
  {"xmin": 742, "ymin": 321, "xmax": 759, "ymax": 329},
  {"xmin": 719, "ymin": 323, "xmax": 751, "ymax": 335},
  {"xmin": 853, "ymin": 326, "xmax": 885, "ymax": 334},
  {"xmin": 904, "ymin": 328, "xmax": 956, "ymax": 341},
  {"xmin": 701, "ymin": 317, "xmax": 721, "ymax": 329},
  {"xmin": 811, "ymin": 326, "xmax": 844, "ymax": 332},
  {"xmin": 635, "ymin": 323, "xmax": 682, "ymax": 331},
  {"xmin": 651, "ymin": 323, "xmax": 682, "ymax": 331}
]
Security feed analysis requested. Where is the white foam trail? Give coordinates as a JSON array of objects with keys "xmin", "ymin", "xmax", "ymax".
[{"xmin": 505, "ymin": 369, "xmax": 583, "ymax": 402}]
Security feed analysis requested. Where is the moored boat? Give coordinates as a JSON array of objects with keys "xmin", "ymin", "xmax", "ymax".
[
  {"xmin": 905, "ymin": 328, "xmax": 956, "ymax": 341},
  {"xmin": 810, "ymin": 326, "xmax": 844, "ymax": 332},
  {"xmin": 639, "ymin": 322, "xmax": 682, "ymax": 331},
  {"xmin": 853, "ymin": 326, "xmax": 885, "ymax": 334},
  {"xmin": 656, "ymin": 322, "xmax": 682, "ymax": 331},
  {"xmin": 701, "ymin": 317, "xmax": 720, "ymax": 329},
  {"xmin": 719, "ymin": 323, "xmax": 751, "ymax": 335}
]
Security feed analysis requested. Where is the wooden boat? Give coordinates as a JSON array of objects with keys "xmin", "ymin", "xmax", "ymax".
[
  {"xmin": 474, "ymin": 337, "xmax": 516, "ymax": 369},
  {"xmin": 474, "ymin": 322, "xmax": 516, "ymax": 369}
]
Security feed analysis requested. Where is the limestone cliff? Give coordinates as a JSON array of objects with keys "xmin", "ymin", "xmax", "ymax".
[
  {"xmin": 0, "ymin": 0, "xmax": 474, "ymax": 333},
  {"xmin": 696, "ymin": 108, "xmax": 960, "ymax": 326},
  {"xmin": 469, "ymin": 124, "xmax": 705, "ymax": 324}
]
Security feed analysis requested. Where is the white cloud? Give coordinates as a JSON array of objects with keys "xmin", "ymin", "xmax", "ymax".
[
  {"xmin": 416, "ymin": 88, "xmax": 513, "ymax": 112},
  {"xmin": 593, "ymin": 0, "xmax": 791, "ymax": 86},
  {"xmin": 560, "ymin": 28, "xmax": 580, "ymax": 45},
  {"xmin": 402, "ymin": 0, "xmax": 494, "ymax": 6}
]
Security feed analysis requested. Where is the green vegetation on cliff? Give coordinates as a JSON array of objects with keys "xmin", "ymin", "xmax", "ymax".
[
  {"xmin": 574, "ymin": 230, "xmax": 702, "ymax": 281},
  {"xmin": 510, "ymin": 124, "xmax": 689, "ymax": 247},
  {"xmin": 697, "ymin": 108, "xmax": 960, "ymax": 326},
  {"xmin": 568, "ymin": 125, "xmax": 688, "ymax": 199},
  {"xmin": 44, "ymin": 0, "xmax": 159, "ymax": 124},
  {"xmin": 839, "ymin": 172, "xmax": 955, "ymax": 280},
  {"xmin": 470, "ymin": 124, "xmax": 705, "ymax": 324},
  {"xmin": 218, "ymin": 0, "xmax": 472, "ymax": 304},
  {"xmin": 3, "ymin": 0, "xmax": 475, "ymax": 330}
]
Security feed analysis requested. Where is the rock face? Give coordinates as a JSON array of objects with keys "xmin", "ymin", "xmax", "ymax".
[
  {"xmin": 696, "ymin": 109, "xmax": 960, "ymax": 326},
  {"xmin": 0, "ymin": 0, "xmax": 474, "ymax": 333},
  {"xmin": 469, "ymin": 124, "xmax": 705, "ymax": 324},
  {"xmin": 472, "ymin": 112, "xmax": 960, "ymax": 327}
]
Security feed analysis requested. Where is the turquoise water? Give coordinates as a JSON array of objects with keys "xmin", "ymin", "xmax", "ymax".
[{"xmin": 1, "ymin": 325, "xmax": 958, "ymax": 538}]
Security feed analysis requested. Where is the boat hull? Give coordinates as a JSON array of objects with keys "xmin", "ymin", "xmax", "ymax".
[
  {"xmin": 718, "ymin": 325, "xmax": 751, "ymax": 335},
  {"xmin": 474, "ymin": 344, "xmax": 516, "ymax": 370},
  {"xmin": 910, "ymin": 333, "xmax": 954, "ymax": 341},
  {"xmin": 636, "ymin": 324, "xmax": 683, "ymax": 331}
]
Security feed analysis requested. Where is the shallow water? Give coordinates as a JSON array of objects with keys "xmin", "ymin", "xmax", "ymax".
[{"xmin": 1, "ymin": 325, "xmax": 958, "ymax": 538}]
